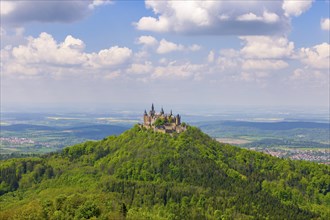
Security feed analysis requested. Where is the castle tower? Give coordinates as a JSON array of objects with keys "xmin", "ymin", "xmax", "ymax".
[
  {"xmin": 160, "ymin": 107, "xmax": 164, "ymax": 115},
  {"xmin": 143, "ymin": 110, "xmax": 149, "ymax": 125},
  {"xmin": 150, "ymin": 103, "xmax": 155, "ymax": 116},
  {"xmin": 175, "ymin": 114, "xmax": 181, "ymax": 125}
]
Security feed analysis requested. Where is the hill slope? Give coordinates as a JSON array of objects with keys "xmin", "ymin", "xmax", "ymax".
[{"xmin": 0, "ymin": 125, "xmax": 329, "ymax": 219}]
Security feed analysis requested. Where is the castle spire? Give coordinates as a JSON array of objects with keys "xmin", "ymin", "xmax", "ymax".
[
  {"xmin": 150, "ymin": 103, "xmax": 155, "ymax": 116},
  {"xmin": 160, "ymin": 107, "xmax": 164, "ymax": 115},
  {"xmin": 144, "ymin": 109, "xmax": 147, "ymax": 115}
]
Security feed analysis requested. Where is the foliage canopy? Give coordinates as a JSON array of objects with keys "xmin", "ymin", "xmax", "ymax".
[{"xmin": 0, "ymin": 125, "xmax": 329, "ymax": 219}]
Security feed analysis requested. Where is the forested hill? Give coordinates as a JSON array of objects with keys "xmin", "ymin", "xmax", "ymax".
[{"xmin": 0, "ymin": 125, "xmax": 329, "ymax": 219}]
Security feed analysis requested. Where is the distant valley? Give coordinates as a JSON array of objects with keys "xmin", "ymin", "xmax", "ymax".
[
  {"xmin": 196, "ymin": 120, "xmax": 330, "ymax": 163},
  {"xmin": 1, "ymin": 112, "xmax": 329, "ymax": 162}
]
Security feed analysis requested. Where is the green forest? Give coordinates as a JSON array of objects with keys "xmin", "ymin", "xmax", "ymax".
[{"xmin": 0, "ymin": 125, "xmax": 329, "ymax": 219}]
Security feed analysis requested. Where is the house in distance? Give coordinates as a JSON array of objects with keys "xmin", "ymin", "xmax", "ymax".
[{"xmin": 141, "ymin": 104, "xmax": 187, "ymax": 134}]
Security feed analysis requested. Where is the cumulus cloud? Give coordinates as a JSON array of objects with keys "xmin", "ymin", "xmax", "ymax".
[
  {"xmin": 210, "ymin": 36, "xmax": 294, "ymax": 83},
  {"xmin": 135, "ymin": 0, "xmax": 301, "ymax": 35},
  {"xmin": 152, "ymin": 62, "xmax": 204, "ymax": 79},
  {"xmin": 1, "ymin": 32, "xmax": 132, "ymax": 77},
  {"xmin": 127, "ymin": 62, "xmax": 153, "ymax": 74},
  {"xmin": 1, "ymin": 30, "xmax": 326, "ymax": 88},
  {"xmin": 237, "ymin": 11, "xmax": 279, "ymax": 23},
  {"xmin": 136, "ymin": 36, "xmax": 201, "ymax": 54},
  {"xmin": 321, "ymin": 18, "xmax": 330, "ymax": 31},
  {"xmin": 1, "ymin": 0, "xmax": 112, "ymax": 25},
  {"xmin": 242, "ymin": 59, "xmax": 288, "ymax": 70},
  {"xmin": 156, "ymin": 39, "xmax": 184, "ymax": 54},
  {"xmin": 299, "ymin": 43, "xmax": 330, "ymax": 69},
  {"xmin": 88, "ymin": 46, "xmax": 132, "ymax": 68},
  {"xmin": 290, "ymin": 68, "xmax": 329, "ymax": 88},
  {"xmin": 88, "ymin": 0, "xmax": 112, "ymax": 9},
  {"xmin": 189, "ymin": 44, "xmax": 202, "ymax": 51},
  {"xmin": 282, "ymin": 0, "xmax": 313, "ymax": 17},
  {"xmin": 11, "ymin": 33, "xmax": 87, "ymax": 65},
  {"xmin": 136, "ymin": 35, "xmax": 158, "ymax": 47},
  {"xmin": 240, "ymin": 36, "xmax": 294, "ymax": 59}
]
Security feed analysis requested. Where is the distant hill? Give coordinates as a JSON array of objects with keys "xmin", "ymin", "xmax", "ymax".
[
  {"xmin": 221, "ymin": 121, "xmax": 330, "ymax": 130},
  {"xmin": 0, "ymin": 124, "xmax": 128, "ymax": 138},
  {"xmin": 65, "ymin": 124, "xmax": 129, "ymax": 139},
  {"xmin": 0, "ymin": 125, "xmax": 329, "ymax": 219},
  {"xmin": 0, "ymin": 124, "xmax": 58, "ymax": 132}
]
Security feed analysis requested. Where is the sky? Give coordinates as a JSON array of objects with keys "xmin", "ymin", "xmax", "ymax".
[{"xmin": 0, "ymin": 0, "xmax": 329, "ymax": 112}]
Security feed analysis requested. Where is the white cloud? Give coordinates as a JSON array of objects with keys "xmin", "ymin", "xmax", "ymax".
[
  {"xmin": 1, "ymin": 0, "xmax": 112, "ymax": 25},
  {"xmin": 242, "ymin": 59, "xmax": 288, "ymax": 70},
  {"xmin": 152, "ymin": 62, "xmax": 204, "ymax": 79},
  {"xmin": 0, "ymin": 1, "xmax": 15, "ymax": 15},
  {"xmin": 137, "ymin": 35, "xmax": 158, "ymax": 47},
  {"xmin": 219, "ymin": 49, "xmax": 240, "ymax": 58},
  {"xmin": 189, "ymin": 44, "xmax": 202, "ymax": 51},
  {"xmin": 237, "ymin": 13, "xmax": 262, "ymax": 22},
  {"xmin": 263, "ymin": 11, "xmax": 281, "ymax": 23},
  {"xmin": 299, "ymin": 43, "xmax": 330, "ymax": 69},
  {"xmin": 135, "ymin": 1, "xmax": 294, "ymax": 35},
  {"xmin": 88, "ymin": 0, "xmax": 112, "ymax": 10},
  {"xmin": 290, "ymin": 68, "xmax": 329, "ymax": 88},
  {"xmin": 2, "ymin": 32, "xmax": 132, "ymax": 77},
  {"xmin": 282, "ymin": 0, "xmax": 313, "ymax": 17},
  {"xmin": 156, "ymin": 39, "xmax": 184, "ymax": 54},
  {"xmin": 321, "ymin": 18, "xmax": 330, "ymax": 31},
  {"xmin": 240, "ymin": 36, "xmax": 294, "ymax": 59},
  {"xmin": 216, "ymin": 56, "xmax": 240, "ymax": 71},
  {"xmin": 135, "ymin": 16, "xmax": 170, "ymax": 32},
  {"xmin": 11, "ymin": 33, "xmax": 87, "ymax": 65},
  {"xmin": 127, "ymin": 62, "xmax": 153, "ymax": 74},
  {"xmin": 88, "ymin": 46, "xmax": 132, "ymax": 68},
  {"xmin": 136, "ymin": 36, "xmax": 201, "ymax": 54},
  {"xmin": 237, "ymin": 11, "xmax": 279, "ymax": 23}
]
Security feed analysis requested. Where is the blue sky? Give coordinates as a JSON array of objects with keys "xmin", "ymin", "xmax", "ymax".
[{"xmin": 1, "ymin": 0, "xmax": 329, "ymax": 112}]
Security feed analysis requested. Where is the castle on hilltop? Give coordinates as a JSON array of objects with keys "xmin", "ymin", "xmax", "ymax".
[{"xmin": 141, "ymin": 104, "xmax": 186, "ymax": 134}]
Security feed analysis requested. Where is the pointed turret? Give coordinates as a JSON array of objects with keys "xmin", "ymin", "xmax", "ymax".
[
  {"xmin": 160, "ymin": 107, "xmax": 164, "ymax": 115},
  {"xmin": 144, "ymin": 110, "xmax": 147, "ymax": 115},
  {"xmin": 170, "ymin": 110, "xmax": 173, "ymax": 116},
  {"xmin": 150, "ymin": 103, "xmax": 155, "ymax": 116}
]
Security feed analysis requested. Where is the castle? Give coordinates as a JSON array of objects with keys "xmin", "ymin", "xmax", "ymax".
[{"xmin": 142, "ymin": 104, "xmax": 186, "ymax": 134}]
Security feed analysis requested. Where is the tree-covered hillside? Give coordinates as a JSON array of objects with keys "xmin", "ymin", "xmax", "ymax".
[{"xmin": 0, "ymin": 125, "xmax": 329, "ymax": 219}]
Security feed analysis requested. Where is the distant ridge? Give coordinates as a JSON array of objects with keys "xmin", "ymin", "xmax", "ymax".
[
  {"xmin": 222, "ymin": 121, "xmax": 330, "ymax": 130},
  {"xmin": 0, "ymin": 124, "xmax": 58, "ymax": 131},
  {"xmin": 0, "ymin": 123, "xmax": 128, "ymax": 138}
]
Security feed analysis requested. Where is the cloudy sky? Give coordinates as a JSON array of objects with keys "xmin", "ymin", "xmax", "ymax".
[{"xmin": 1, "ymin": 0, "xmax": 329, "ymax": 111}]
